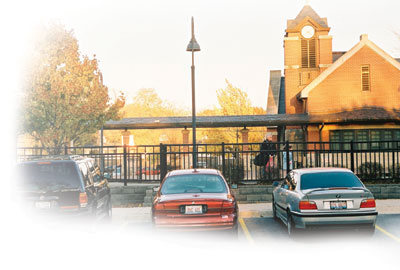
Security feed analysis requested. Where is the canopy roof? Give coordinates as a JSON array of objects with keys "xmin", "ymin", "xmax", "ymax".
[{"xmin": 104, "ymin": 109, "xmax": 400, "ymax": 130}]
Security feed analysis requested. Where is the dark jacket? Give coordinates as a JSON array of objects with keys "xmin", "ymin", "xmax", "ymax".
[{"xmin": 260, "ymin": 139, "xmax": 276, "ymax": 157}]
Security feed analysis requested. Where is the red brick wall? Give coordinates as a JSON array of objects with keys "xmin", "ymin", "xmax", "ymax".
[{"xmin": 307, "ymin": 46, "xmax": 400, "ymax": 114}]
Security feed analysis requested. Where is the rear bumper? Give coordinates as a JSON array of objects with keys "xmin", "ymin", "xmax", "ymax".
[
  {"xmin": 153, "ymin": 214, "xmax": 237, "ymax": 231},
  {"xmin": 291, "ymin": 210, "xmax": 378, "ymax": 229}
]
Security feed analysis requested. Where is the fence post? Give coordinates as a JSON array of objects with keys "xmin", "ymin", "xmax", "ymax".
[
  {"xmin": 392, "ymin": 145, "xmax": 396, "ymax": 180},
  {"xmin": 139, "ymin": 153, "xmax": 143, "ymax": 180},
  {"xmin": 350, "ymin": 140, "xmax": 355, "ymax": 173},
  {"xmin": 64, "ymin": 145, "xmax": 68, "ymax": 155},
  {"xmin": 123, "ymin": 145, "xmax": 128, "ymax": 186},
  {"xmin": 285, "ymin": 141, "xmax": 290, "ymax": 176},
  {"xmin": 222, "ymin": 142, "xmax": 226, "ymax": 178},
  {"xmin": 160, "ymin": 144, "xmax": 167, "ymax": 181},
  {"xmin": 100, "ymin": 127, "xmax": 104, "ymax": 173}
]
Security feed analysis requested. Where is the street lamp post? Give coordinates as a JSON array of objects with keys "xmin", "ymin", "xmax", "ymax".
[{"xmin": 186, "ymin": 17, "xmax": 200, "ymax": 169}]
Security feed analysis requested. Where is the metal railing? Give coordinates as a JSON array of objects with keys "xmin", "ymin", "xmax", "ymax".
[{"xmin": 17, "ymin": 140, "xmax": 400, "ymax": 184}]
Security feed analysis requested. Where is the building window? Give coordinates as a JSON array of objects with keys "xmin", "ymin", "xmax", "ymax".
[
  {"xmin": 382, "ymin": 130, "xmax": 393, "ymax": 149},
  {"xmin": 299, "ymin": 73, "xmax": 302, "ymax": 86},
  {"xmin": 301, "ymin": 39, "xmax": 316, "ymax": 68},
  {"xmin": 329, "ymin": 131, "xmax": 341, "ymax": 150},
  {"xmin": 330, "ymin": 129, "xmax": 400, "ymax": 150},
  {"xmin": 370, "ymin": 130, "xmax": 380, "ymax": 150},
  {"xmin": 361, "ymin": 65, "xmax": 370, "ymax": 91},
  {"xmin": 355, "ymin": 130, "xmax": 368, "ymax": 150},
  {"xmin": 394, "ymin": 130, "xmax": 400, "ymax": 140}
]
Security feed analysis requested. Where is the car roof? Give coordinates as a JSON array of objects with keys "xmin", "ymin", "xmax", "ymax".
[
  {"xmin": 167, "ymin": 168, "xmax": 220, "ymax": 176},
  {"xmin": 293, "ymin": 167, "xmax": 352, "ymax": 175},
  {"xmin": 19, "ymin": 155, "xmax": 93, "ymax": 164}
]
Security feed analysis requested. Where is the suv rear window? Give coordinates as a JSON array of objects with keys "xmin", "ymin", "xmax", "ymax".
[
  {"xmin": 161, "ymin": 174, "xmax": 227, "ymax": 195},
  {"xmin": 17, "ymin": 162, "xmax": 82, "ymax": 191},
  {"xmin": 300, "ymin": 171, "xmax": 364, "ymax": 190}
]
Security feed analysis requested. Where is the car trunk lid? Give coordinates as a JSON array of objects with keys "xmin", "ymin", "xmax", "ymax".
[
  {"xmin": 304, "ymin": 188, "xmax": 373, "ymax": 210},
  {"xmin": 156, "ymin": 193, "xmax": 230, "ymax": 216}
]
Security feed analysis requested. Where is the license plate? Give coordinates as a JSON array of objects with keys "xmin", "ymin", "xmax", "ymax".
[
  {"xmin": 35, "ymin": 201, "xmax": 51, "ymax": 209},
  {"xmin": 185, "ymin": 205, "xmax": 203, "ymax": 214},
  {"xmin": 330, "ymin": 201, "xmax": 347, "ymax": 210}
]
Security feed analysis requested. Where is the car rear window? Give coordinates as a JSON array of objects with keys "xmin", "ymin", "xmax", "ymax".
[
  {"xmin": 161, "ymin": 174, "xmax": 227, "ymax": 195},
  {"xmin": 17, "ymin": 162, "xmax": 82, "ymax": 191},
  {"xmin": 300, "ymin": 171, "xmax": 364, "ymax": 190}
]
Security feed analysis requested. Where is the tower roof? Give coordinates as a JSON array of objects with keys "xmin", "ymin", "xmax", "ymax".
[{"xmin": 287, "ymin": 5, "xmax": 328, "ymax": 29}]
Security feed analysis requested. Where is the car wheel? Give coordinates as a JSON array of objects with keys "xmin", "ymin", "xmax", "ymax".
[
  {"xmin": 359, "ymin": 225, "xmax": 375, "ymax": 236},
  {"xmin": 104, "ymin": 199, "xmax": 112, "ymax": 222},
  {"xmin": 272, "ymin": 199, "xmax": 278, "ymax": 220},
  {"xmin": 287, "ymin": 210, "xmax": 296, "ymax": 237},
  {"xmin": 230, "ymin": 224, "xmax": 239, "ymax": 239}
]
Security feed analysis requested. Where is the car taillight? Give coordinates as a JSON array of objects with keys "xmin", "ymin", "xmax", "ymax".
[
  {"xmin": 153, "ymin": 203, "xmax": 165, "ymax": 211},
  {"xmin": 222, "ymin": 200, "xmax": 236, "ymax": 214},
  {"xmin": 360, "ymin": 199, "xmax": 376, "ymax": 208},
  {"xmin": 79, "ymin": 192, "xmax": 88, "ymax": 208},
  {"xmin": 299, "ymin": 200, "xmax": 317, "ymax": 210}
]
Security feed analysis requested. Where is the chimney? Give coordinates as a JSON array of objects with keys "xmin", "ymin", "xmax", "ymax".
[{"xmin": 360, "ymin": 34, "xmax": 368, "ymax": 41}]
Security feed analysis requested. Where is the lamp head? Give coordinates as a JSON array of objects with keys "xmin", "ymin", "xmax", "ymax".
[
  {"xmin": 186, "ymin": 37, "xmax": 201, "ymax": 52},
  {"xmin": 186, "ymin": 17, "xmax": 200, "ymax": 52}
]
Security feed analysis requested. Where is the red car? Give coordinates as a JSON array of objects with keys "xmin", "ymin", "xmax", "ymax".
[
  {"xmin": 151, "ymin": 169, "xmax": 238, "ymax": 234},
  {"xmin": 136, "ymin": 167, "xmax": 160, "ymax": 175}
]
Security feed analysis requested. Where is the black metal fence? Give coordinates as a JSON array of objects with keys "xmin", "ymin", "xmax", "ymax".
[{"xmin": 17, "ymin": 140, "xmax": 400, "ymax": 184}]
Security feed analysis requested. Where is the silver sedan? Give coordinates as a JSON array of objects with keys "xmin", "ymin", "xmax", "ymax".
[{"xmin": 272, "ymin": 168, "xmax": 378, "ymax": 236}]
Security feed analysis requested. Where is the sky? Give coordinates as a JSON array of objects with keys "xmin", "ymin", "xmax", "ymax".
[{"xmin": 7, "ymin": 0, "xmax": 400, "ymax": 112}]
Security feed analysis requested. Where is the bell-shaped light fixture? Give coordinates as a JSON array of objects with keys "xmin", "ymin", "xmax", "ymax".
[{"xmin": 186, "ymin": 17, "xmax": 200, "ymax": 52}]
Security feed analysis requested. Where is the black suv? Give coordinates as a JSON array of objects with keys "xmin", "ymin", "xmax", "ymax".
[{"xmin": 17, "ymin": 155, "xmax": 112, "ymax": 221}]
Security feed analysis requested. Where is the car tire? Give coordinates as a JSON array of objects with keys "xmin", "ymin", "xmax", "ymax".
[
  {"xmin": 272, "ymin": 199, "xmax": 278, "ymax": 220},
  {"xmin": 104, "ymin": 199, "xmax": 112, "ymax": 222},
  {"xmin": 230, "ymin": 224, "xmax": 239, "ymax": 239},
  {"xmin": 287, "ymin": 210, "xmax": 296, "ymax": 237},
  {"xmin": 359, "ymin": 225, "xmax": 375, "ymax": 236}
]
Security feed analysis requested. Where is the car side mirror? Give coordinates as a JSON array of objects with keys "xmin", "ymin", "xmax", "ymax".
[
  {"xmin": 272, "ymin": 181, "xmax": 279, "ymax": 187},
  {"xmin": 94, "ymin": 175, "xmax": 101, "ymax": 183}
]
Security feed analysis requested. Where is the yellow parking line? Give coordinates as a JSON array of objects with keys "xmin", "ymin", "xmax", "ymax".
[
  {"xmin": 376, "ymin": 225, "xmax": 400, "ymax": 243},
  {"xmin": 239, "ymin": 211, "xmax": 259, "ymax": 218},
  {"xmin": 238, "ymin": 217, "xmax": 254, "ymax": 244}
]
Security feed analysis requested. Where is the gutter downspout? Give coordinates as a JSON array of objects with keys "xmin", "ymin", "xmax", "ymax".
[{"xmin": 318, "ymin": 123, "xmax": 325, "ymax": 143}]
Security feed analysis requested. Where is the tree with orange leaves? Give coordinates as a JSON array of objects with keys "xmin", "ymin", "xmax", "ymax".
[
  {"xmin": 20, "ymin": 24, "xmax": 125, "ymax": 153},
  {"xmin": 198, "ymin": 80, "xmax": 266, "ymax": 144}
]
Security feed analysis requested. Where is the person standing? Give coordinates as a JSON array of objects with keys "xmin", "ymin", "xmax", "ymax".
[
  {"xmin": 260, "ymin": 135, "xmax": 276, "ymax": 180},
  {"xmin": 282, "ymin": 145, "xmax": 293, "ymax": 177}
]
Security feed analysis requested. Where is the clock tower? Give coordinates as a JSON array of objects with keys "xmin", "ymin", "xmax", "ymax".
[{"xmin": 284, "ymin": 5, "xmax": 332, "ymax": 114}]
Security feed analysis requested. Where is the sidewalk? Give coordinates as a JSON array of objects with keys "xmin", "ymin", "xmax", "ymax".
[{"xmin": 112, "ymin": 199, "xmax": 400, "ymax": 224}]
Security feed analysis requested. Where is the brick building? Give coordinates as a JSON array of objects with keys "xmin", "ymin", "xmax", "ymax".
[{"xmin": 267, "ymin": 5, "xmax": 400, "ymax": 148}]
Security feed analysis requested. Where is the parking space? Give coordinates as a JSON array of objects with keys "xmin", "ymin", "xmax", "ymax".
[
  {"xmin": 239, "ymin": 214, "xmax": 400, "ymax": 244},
  {"xmin": 111, "ymin": 203, "xmax": 400, "ymax": 245}
]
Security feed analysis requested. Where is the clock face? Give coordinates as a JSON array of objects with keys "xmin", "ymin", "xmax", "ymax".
[{"xmin": 301, "ymin": 25, "xmax": 315, "ymax": 38}]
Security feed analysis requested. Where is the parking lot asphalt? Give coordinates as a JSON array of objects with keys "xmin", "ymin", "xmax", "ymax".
[{"xmin": 112, "ymin": 200, "xmax": 400, "ymax": 245}]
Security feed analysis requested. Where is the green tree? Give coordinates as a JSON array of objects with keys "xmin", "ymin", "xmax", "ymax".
[{"xmin": 20, "ymin": 24, "xmax": 125, "ymax": 153}]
